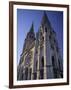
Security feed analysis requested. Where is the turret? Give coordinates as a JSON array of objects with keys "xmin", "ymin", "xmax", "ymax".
[{"xmin": 22, "ymin": 23, "xmax": 35, "ymax": 53}]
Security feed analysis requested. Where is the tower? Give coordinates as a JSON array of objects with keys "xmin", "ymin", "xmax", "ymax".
[
  {"xmin": 17, "ymin": 23, "xmax": 36, "ymax": 80},
  {"xmin": 35, "ymin": 12, "xmax": 63, "ymax": 79}
]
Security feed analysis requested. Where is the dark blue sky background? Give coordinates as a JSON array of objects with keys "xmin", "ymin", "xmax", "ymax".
[{"xmin": 17, "ymin": 9, "xmax": 63, "ymax": 64}]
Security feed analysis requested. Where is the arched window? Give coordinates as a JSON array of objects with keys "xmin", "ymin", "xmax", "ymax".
[
  {"xmin": 29, "ymin": 68, "xmax": 32, "ymax": 80},
  {"xmin": 19, "ymin": 67, "xmax": 23, "ymax": 80},
  {"xmin": 40, "ymin": 56, "xmax": 44, "ymax": 79},
  {"xmin": 33, "ymin": 61, "xmax": 38, "ymax": 80},
  {"xmin": 52, "ymin": 56, "xmax": 58, "ymax": 78},
  {"xmin": 25, "ymin": 67, "xmax": 28, "ymax": 80},
  {"xmin": 45, "ymin": 27, "xmax": 47, "ymax": 32},
  {"xmin": 58, "ymin": 59, "xmax": 63, "ymax": 78}
]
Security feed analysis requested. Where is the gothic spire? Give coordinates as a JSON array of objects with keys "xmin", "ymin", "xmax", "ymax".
[
  {"xmin": 25, "ymin": 22, "xmax": 35, "ymax": 40},
  {"xmin": 29, "ymin": 22, "xmax": 34, "ymax": 32},
  {"xmin": 41, "ymin": 11, "xmax": 51, "ymax": 28}
]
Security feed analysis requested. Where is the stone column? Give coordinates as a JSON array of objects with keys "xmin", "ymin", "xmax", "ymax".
[
  {"xmin": 44, "ymin": 31, "xmax": 47, "ymax": 79},
  {"xmin": 37, "ymin": 46, "xmax": 40, "ymax": 79},
  {"xmin": 44, "ymin": 28, "xmax": 54, "ymax": 79},
  {"xmin": 31, "ymin": 47, "xmax": 35, "ymax": 80},
  {"xmin": 37, "ymin": 31, "xmax": 41, "ymax": 79}
]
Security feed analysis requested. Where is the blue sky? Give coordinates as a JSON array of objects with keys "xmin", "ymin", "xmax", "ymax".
[{"xmin": 17, "ymin": 9, "xmax": 63, "ymax": 65}]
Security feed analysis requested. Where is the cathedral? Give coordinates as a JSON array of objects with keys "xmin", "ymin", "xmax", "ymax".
[{"xmin": 17, "ymin": 12, "xmax": 63, "ymax": 80}]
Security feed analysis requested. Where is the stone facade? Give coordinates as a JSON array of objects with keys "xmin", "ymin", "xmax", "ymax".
[{"xmin": 17, "ymin": 12, "xmax": 63, "ymax": 80}]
